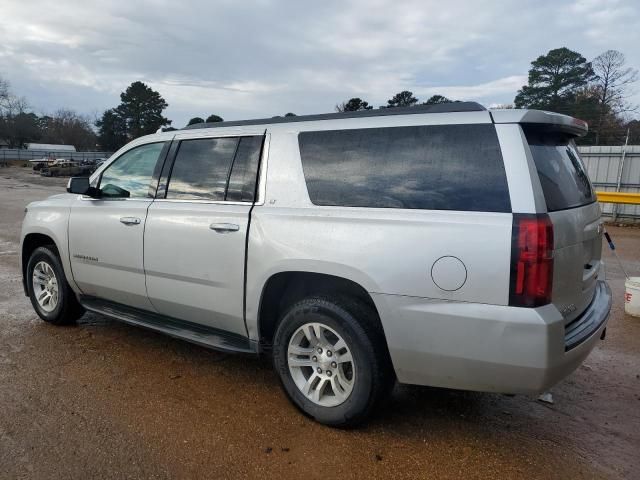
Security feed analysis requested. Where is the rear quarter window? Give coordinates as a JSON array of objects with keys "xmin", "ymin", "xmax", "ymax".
[
  {"xmin": 524, "ymin": 128, "xmax": 596, "ymax": 212},
  {"xmin": 298, "ymin": 124, "xmax": 511, "ymax": 213}
]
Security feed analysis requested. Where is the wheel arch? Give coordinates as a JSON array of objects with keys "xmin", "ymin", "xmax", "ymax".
[
  {"xmin": 21, "ymin": 232, "xmax": 61, "ymax": 296},
  {"xmin": 256, "ymin": 271, "xmax": 389, "ymax": 352}
]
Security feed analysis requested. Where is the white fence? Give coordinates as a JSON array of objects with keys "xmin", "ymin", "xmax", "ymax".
[
  {"xmin": 0, "ymin": 148, "xmax": 113, "ymax": 163},
  {"xmin": 578, "ymin": 145, "xmax": 640, "ymax": 222}
]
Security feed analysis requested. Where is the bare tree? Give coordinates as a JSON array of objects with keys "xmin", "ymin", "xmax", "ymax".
[
  {"xmin": 593, "ymin": 50, "xmax": 638, "ymax": 113},
  {"xmin": 0, "ymin": 79, "xmax": 8, "ymax": 100},
  {"xmin": 0, "ymin": 78, "xmax": 34, "ymax": 148},
  {"xmin": 592, "ymin": 50, "xmax": 638, "ymax": 143},
  {"xmin": 5, "ymin": 95, "xmax": 30, "ymax": 116},
  {"xmin": 40, "ymin": 109, "xmax": 97, "ymax": 150},
  {"xmin": 0, "ymin": 76, "xmax": 29, "ymax": 116},
  {"xmin": 0, "ymin": 76, "xmax": 11, "ymax": 112}
]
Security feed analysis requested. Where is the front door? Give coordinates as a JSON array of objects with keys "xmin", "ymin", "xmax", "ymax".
[
  {"xmin": 68, "ymin": 141, "xmax": 168, "ymax": 310},
  {"xmin": 144, "ymin": 134, "xmax": 263, "ymax": 336}
]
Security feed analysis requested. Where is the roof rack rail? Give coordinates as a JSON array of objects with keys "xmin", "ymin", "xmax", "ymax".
[{"xmin": 182, "ymin": 102, "xmax": 486, "ymax": 130}]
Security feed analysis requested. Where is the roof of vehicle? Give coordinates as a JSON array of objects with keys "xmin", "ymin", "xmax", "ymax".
[
  {"xmin": 180, "ymin": 102, "xmax": 587, "ymax": 137},
  {"xmin": 182, "ymin": 102, "xmax": 486, "ymax": 130}
]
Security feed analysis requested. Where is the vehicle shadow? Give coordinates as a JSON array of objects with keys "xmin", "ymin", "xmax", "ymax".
[
  {"xmin": 75, "ymin": 311, "xmax": 544, "ymax": 441},
  {"xmin": 58, "ymin": 311, "xmax": 602, "ymax": 478}
]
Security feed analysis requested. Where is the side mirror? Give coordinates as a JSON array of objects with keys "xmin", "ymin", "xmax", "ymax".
[{"xmin": 67, "ymin": 177, "xmax": 101, "ymax": 197}]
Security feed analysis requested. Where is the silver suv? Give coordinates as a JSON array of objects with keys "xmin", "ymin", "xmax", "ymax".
[{"xmin": 20, "ymin": 103, "xmax": 612, "ymax": 426}]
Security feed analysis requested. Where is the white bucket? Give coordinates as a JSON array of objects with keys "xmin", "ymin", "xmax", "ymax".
[{"xmin": 624, "ymin": 277, "xmax": 640, "ymax": 317}]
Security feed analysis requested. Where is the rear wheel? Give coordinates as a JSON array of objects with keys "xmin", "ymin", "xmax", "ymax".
[
  {"xmin": 27, "ymin": 246, "xmax": 84, "ymax": 325},
  {"xmin": 273, "ymin": 295, "xmax": 394, "ymax": 427}
]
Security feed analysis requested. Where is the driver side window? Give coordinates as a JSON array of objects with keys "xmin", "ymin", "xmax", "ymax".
[{"xmin": 99, "ymin": 142, "xmax": 165, "ymax": 198}]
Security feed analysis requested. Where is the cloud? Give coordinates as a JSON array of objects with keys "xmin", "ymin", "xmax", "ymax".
[
  {"xmin": 415, "ymin": 76, "xmax": 528, "ymax": 102},
  {"xmin": 0, "ymin": 0, "xmax": 639, "ymax": 127}
]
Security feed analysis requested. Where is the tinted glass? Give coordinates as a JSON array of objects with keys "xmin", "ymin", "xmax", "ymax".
[
  {"xmin": 525, "ymin": 128, "xmax": 596, "ymax": 212},
  {"xmin": 99, "ymin": 142, "xmax": 165, "ymax": 198},
  {"xmin": 298, "ymin": 124, "xmax": 510, "ymax": 212},
  {"xmin": 226, "ymin": 136, "xmax": 262, "ymax": 202},
  {"xmin": 166, "ymin": 137, "xmax": 239, "ymax": 200}
]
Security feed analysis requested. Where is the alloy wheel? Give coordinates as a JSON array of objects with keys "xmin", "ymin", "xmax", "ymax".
[
  {"xmin": 287, "ymin": 322, "xmax": 356, "ymax": 407},
  {"xmin": 32, "ymin": 261, "xmax": 59, "ymax": 313}
]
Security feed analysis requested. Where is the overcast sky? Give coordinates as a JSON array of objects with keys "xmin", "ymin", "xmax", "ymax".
[{"xmin": 1, "ymin": 0, "xmax": 639, "ymax": 128}]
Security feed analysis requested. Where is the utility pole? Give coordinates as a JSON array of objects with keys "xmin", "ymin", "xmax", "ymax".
[{"xmin": 612, "ymin": 128, "xmax": 630, "ymax": 222}]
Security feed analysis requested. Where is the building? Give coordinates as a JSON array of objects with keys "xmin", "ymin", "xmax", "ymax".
[{"xmin": 25, "ymin": 143, "xmax": 76, "ymax": 152}]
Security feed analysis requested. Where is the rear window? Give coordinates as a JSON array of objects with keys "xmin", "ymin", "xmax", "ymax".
[
  {"xmin": 226, "ymin": 136, "xmax": 262, "ymax": 202},
  {"xmin": 166, "ymin": 137, "xmax": 239, "ymax": 201},
  {"xmin": 525, "ymin": 128, "xmax": 596, "ymax": 212},
  {"xmin": 298, "ymin": 124, "xmax": 511, "ymax": 212}
]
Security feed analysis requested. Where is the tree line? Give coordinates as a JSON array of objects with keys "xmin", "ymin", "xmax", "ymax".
[
  {"xmin": 335, "ymin": 93, "xmax": 455, "ymax": 112},
  {"xmin": 96, "ymin": 83, "xmax": 234, "ymax": 149},
  {"xmin": 0, "ymin": 78, "xmax": 97, "ymax": 150},
  {"xmin": 1, "ymin": 47, "xmax": 637, "ymax": 151},
  {"xmin": 332, "ymin": 48, "xmax": 639, "ymax": 145},
  {"xmin": 514, "ymin": 48, "xmax": 638, "ymax": 145}
]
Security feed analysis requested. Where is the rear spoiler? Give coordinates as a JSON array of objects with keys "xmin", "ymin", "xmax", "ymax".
[{"xmin": 490, "ymin": 109, "xmax": 588, "ymax": 137}]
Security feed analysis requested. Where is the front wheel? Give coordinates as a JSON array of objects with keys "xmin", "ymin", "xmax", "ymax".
[
  {"xmin": 273, "ymin": 296, "xmax": 394, "ymax": 427},
  {"xmin": 27, "ymin": 246, "xmax": 84, "ymax": 325}
]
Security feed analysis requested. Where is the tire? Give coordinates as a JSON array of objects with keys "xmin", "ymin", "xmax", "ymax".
[
  {"xmin": 273, "ymin": 295, "xmax": 394, "ymax": 427},
  {"xmin": 26, "ymin": 246, "xmax": 84, "ymax": 325}
]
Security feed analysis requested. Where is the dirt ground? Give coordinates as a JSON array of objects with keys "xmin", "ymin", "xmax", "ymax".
[{"xmin": 1, "ymin": 166, "xmax": 638, "ymax": 479}]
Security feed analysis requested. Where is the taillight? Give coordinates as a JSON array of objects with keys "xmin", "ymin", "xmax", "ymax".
[{"xmin": 509, "ymin": 214, "xmax": 554, "ymax": 307}]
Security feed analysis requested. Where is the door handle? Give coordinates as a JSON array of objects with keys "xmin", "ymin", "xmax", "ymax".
[
  {"xmin": 209, "ymin": 223, "xmax": 239, "ymax": 233},
  {"xmin": 120, "ymin": 216, "xmax": 141, "ymax": 226}
]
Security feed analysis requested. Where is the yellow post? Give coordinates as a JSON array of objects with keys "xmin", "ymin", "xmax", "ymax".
[{"xmin": 596, "ymin": 192, "xmax": 640, "ymax": 205}]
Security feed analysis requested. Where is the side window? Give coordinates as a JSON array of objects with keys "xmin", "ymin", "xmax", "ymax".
[
  {"xmin": 166, "ymin": 137, "xmax": 238, "ymax": 201},
  {"xmin": 99, "ymin": 142, "xmax": 165, "ymax": 198},
  {"xmin": 226, "ymin": 136, "xmax": 263, "ymax": 202},
  {"xmin": 298, "ymin": 124, "xmax": 511, "ymax": 213}
]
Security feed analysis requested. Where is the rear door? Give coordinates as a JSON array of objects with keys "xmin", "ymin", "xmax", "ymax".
[
  {"xmin": 144, "ymin": 134, "xmax": 263, "ymax": 336},
  {"xmin": 524, "ymin": 126, "xmax": 602, "ymax": 323}
]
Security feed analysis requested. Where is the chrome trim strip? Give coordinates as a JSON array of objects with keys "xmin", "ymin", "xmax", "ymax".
[
  {"xmin": 153, "ymin": 199, "xmax": 252, "ymax": 206},
  {"xmin": 145, "ymin": 269, "xmax": 226, "ymax": 287},
  {"xmin": 79, "ymin": 196, "xmax": 152, "ymax": 202},
  {"xmin": 173, "ymin": 130, "xmax": 266, "ymax": 140},
  {"xmin": 72, "ymin": 257, "xmax": 143, "ymax": 274}
]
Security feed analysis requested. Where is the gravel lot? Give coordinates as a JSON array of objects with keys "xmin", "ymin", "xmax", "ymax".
[{"xmin": 1, "ymin": 166, "xmax": 639, "ymax": 479}]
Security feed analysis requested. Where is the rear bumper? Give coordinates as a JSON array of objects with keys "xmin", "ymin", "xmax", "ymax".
[
  {"xmin": 373, "ymin": 280, "xmax": 612, "ymax": 394},
  {"xmin": 564, "ymin": 281, "xmax": 611, "ymax": 351}
]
